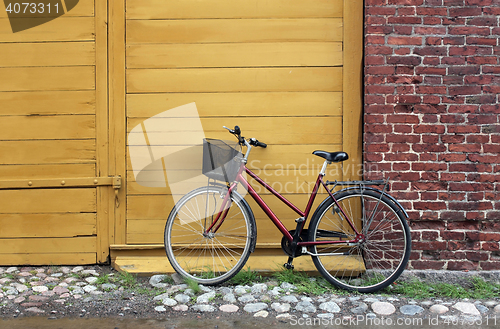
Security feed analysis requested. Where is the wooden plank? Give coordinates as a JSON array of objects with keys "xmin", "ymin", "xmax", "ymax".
[
  {"xmin": 0, "ymin": 0, "xmax": 95, "ymax": 17},
  {"xmin": 127, "ymin": 67, "xmax": 342, "ymax": 93},
  {"xmin": 0, "ymin": 91, "xmax": 95, "ymax": 116},
  {"xmin": 109, "ymin": 0, "xmax": 127, "ymax": 245},
  {"xmin": 1, "ymin": 253, "xmax": 96, "ymax": 265},
  {"xmin": 0, "ymin": 140, "xmax": 95, "ymax": 164},
  {"xmin": 0, "ymin": 42, "xmax": 95, "ymax": 67},
  {"xmin": 0, "ymin": 188, "xmax": 96, "ymax": 213},
  {"xmin": 0, "ymin": 213, "xmax": 96, "ymax": 238},
  {"xmin": 126, "ymin": 0, "xmax": 343, "ymax": 19},
  {"xmin": 126, "ymin": 92, "xmax": 342, "ymax": 118},
  {"xmin": 0, "ymin": 237, "xmax": 96, "ymax": 254},
  {"xmin": 126, "ymin": 18, "xmax": 343, "ymax": 44},
  {"xmin": 95, "ymin": 0, "xmax": 110, "ymax": 263},
  {"xmin": 0, "ymin": 164, "xmax": 96, "ymax": 179},
  {"xmin": 0, "ymin": 66, "xmax": 95, "ymax": 92},
  {"xmin": 127, "ymin": 116, "xmax": 342, "ymax": 145},
  {"xmin": 127, "ymin": 42, "xmax": 342, "ymax": 69},
  {"xmin": 342, "ymin": 0, "xmax": 364, "ymax": 181},
  {"xmin": 127, "ymin": 192, "xmax": 331, "ymax": 221},
  {"xmin": 0, "ymin": 115, "xmax": 95, "ymax": 140},
  {"xmin": 0, "ymin": 17, "xmax": 95, "ymax": 42}
]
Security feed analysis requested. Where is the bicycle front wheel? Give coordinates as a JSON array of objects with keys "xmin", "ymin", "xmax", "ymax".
[
  {"xmin": 165, "ymin": 185, "xmax": 256, "ymax": 285},
  {"xmin": 308, "ymin": 189, "xmax": 411, "ymax": 293}
]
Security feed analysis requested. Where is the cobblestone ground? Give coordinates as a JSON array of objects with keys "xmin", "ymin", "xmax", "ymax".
[{"xmin": 1, "ymin": 266, "xmax": 500, "ymax": 326}]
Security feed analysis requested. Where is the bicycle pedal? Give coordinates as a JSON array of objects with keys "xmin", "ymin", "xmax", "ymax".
[{"xmin": 283, "ymin": 263, "xmax": 294, "ymax": 270}]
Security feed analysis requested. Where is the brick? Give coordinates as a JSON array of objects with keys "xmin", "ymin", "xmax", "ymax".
[
  {"xmin": 467, "ymin": 16, "xmax": 498, "ymax": 26},
  {"xmin": 448, "ymin": 26, "xmax": 491, "ymax": 36},
  {"xmin": 481, "ymin": 262, "xmax": 500, "ymax": 270},
  {"xmin": 466, "ymin": 37, "xmax": 498, "ymax": 45},
  {"xmin": 411, "ymin": 260, "xmax": 446, "ymax": 270},
  {"xmin": 448, "ymin": 86, "xmax": 482, "ymax": 96},
  {"xmin": 441, "ymin": 173, "xmax": 466, "ymax": 181},
  {"xmin": 449, "ymin": 46, "xmax": 492, "ymax": 56},
  {"xmin": 447, "ymin": 261, "xmax": 478, "ymax": 271},
  {"xmin": 449, "ymin": 7, "xmax": 483, "ymax": 16},
  {"xmin": 386, "ymin": 56, "xmax": 422, "ymax": 66}
]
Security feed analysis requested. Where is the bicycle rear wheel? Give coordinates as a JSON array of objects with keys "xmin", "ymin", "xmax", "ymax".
[
  {"xmin": 308, "ymin": 189, "xmax": 411, "ymax": 293},
  {"xmin": 164, "ymin": 185, "xmax": 256, "ymax": 285}
]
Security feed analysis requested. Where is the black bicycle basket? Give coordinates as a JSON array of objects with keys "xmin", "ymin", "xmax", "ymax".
[{"xmin": 202, "ymin": 138, "xmax": 243, "ymax": 183}]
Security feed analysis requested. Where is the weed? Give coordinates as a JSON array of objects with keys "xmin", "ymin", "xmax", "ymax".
[
  {"xmin": 185, "ymin": 277, "xmax": 202, "ymax": 294},
  {"xmin": 230, "ymin": 267, "xmax": 262, "ymax": 285},
  {"xmin": 95, "ymin": 274, "xmax": 110, "ymax": 285},
  {"xmin": 117, "ymin": 271, "xmax": 137, "ymax": 289}
]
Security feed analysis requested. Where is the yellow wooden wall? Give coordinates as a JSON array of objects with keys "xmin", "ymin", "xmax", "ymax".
[
  {"xmin": 124, "ymin": 0, "xmax": 361, "ymax": 248},
  {"xmin": 0, "ymin": 0, "xmax": 111, "ymax": 265}
]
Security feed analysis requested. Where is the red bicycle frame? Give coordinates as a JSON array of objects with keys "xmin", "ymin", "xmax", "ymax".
[{"xmin": 205, "ymin": 163, "xmax": 365, "ymax": 247}]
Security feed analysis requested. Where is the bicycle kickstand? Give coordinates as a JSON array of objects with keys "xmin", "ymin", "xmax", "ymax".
[{"xmin": 284, "ymin": 257, "xmax": 294, "ymax": 270}]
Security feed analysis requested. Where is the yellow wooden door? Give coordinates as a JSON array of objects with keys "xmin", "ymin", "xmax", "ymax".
[
  {"xmin": 0, "ymin": 0, "xmax": 114, "ymax": 265},
  {"xmin": 120, "ymin": 0, "xmax": 363, "ymax": 250}
]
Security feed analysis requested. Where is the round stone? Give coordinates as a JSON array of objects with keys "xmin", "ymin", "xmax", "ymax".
[
  {"xmin": 350, "ymin": 302, "xmax": 368, "ymax": 314},
  {"xmin": 251, "ymin": 283, "xmax": 268, "ymax": 294},
  {"xmin": 493, "ymin": 305, "xmax": 500, "ymax": 314},
  {"xmin": 172, "ymin": 305, "xmax": 189, "ymax": 312},
  {"xmin": 271, "ymin": 302, "xmax": 291, "ymax": 313},
  {"xmin": 400, "ymin": 305, "xmax": 424, "ymax": 316},
  {"xmin": 254, "ymin": 310, "xmax": 269, "ymax": 318},
  {"xmin": 238, "ymin": 294, "xmax": 255, "ymax": 303},
  {"xmin": 85, "ymin": 277, "xmax": 98, "ymax": 284},
  {"xmin": 223, "ymin": 293, "xmax": 236, "ymax": 303},
  {"xmin": 219, "ymin": 304, "xmax": 239, "ymax": 313},
  {"xmin": 191, "ymin": 304, "xmax": 216, "ymax": 312},
  {"xmin": 32, "ymin": 286, "xmax": 49, "ymax": 293},
  {"xmin": 319, "ymin": 301, "xmax": 340, "ymax": 313},
  {"xmin": 476, "ymin": 305, "xmax": 489, "ymax": 314},
  {"xmin": 453, "ymin": 302, "xmax": 480, "ymax": 315},
  {"xmin": 371, "ymin": 302, "xmax": 396, "ymax": 315},
  {"xmin": 244, "ymin": 303, "xmax": 268, "ymax": 313},
  {"xmin": 174, "ymin": 294, "xmax": 190, "ymax": 304},
  {"xmin": 430, "ymin": 304, "xmax": 449, "ymax": 314},
  {"xmin": 295, "ymin": 301, "xmax": 316, "ymax": 313},
  {"xmin": 149, "ymin": 275, "xmax": 168, "ymax": 288},
  {"xmin": 280, "ymin": 295, "xmax": 298, "ymax": 303},
  {"xmin": 154, "ymin": 306, "xmax": 166, "ymax": 312},
  {"xmin": 196, "ymin": 291, "xmax": 215, "ymax": 304},
  {"xmin": 163, "ymin": 298, "xmax": 177, "ymax": 307}
]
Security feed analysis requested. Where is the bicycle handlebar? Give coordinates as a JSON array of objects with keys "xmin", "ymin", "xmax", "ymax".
[{"xmin": 223, "ymin": 126, "xmax": 267, "ymax": 148}]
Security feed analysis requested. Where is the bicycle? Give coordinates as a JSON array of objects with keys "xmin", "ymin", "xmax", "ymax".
[{"xmin": 164, "ymin": 126, "xmax": 411, "ymax": 293}]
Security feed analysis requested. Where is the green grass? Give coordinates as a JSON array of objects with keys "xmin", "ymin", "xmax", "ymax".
[
  {"xmin": 185, "ymin": 277, "xmax": 202, "ymax": 294},
  {"xmin": 230, "ymin": 267, "xmax": 262, "ymax": 285},
  {"xmin": 116, "ymin": 271, "xmax": 137, "ymax": 289},
  {"xmin": 388, "ymin": 277, "xmax": 500, "ymax": 299}
]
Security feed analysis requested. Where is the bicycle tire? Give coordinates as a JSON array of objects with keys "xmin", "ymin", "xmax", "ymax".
[
  {"xmin": 164, "ymin": 185, "xmax": 256, "ymax": 285},
  {"xmin": 308, "ymin": 189, "xmax": 411, "ymax": 293}
]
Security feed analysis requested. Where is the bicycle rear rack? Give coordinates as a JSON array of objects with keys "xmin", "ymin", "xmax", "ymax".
[{"xmin": 325, "ymin": 179, "xmax": 409, "ymax": 219}]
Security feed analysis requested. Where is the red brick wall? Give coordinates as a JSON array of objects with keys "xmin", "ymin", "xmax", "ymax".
[{"xmin": 364, "ymin": 0, "xmax": 500, "ymax": 270}]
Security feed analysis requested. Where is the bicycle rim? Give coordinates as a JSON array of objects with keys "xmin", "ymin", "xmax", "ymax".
[
  {"xmin": 309, "ymin": 190, "xmax": 411, "ymax": 293},
  {"xmin": 165, "ymin": 186, "xmax": 255, "ymax": 285}
]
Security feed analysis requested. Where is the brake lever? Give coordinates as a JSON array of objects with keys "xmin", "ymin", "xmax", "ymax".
[{"xmin": 223, "ymin": 126, "xmax": 234, "ymax": 134}]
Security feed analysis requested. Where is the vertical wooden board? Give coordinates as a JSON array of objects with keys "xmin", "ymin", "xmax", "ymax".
[
  {"xmin": 0, "ymin": 66, "xmax": 95, "ymax": 92},
  {"xmin": 0, "ymin": 189, "xmax": 96, "ymax": 213},
  {"xmin": 0, "ymin": 140, "xmax": 95, "ymax": 164},
  {"xmin": 126, "ymin": 0, "xmax": 344, "ymax": 19},
  {"xmin": 109, "ymin": 0, "xmax": 127, "ymax": 245},
  {"xmin": 0, "ymin": 115, "xmax": 95, "ymax": 140},
  {"xmin": 126, "ymin": 19, "xmax": 343, "ymax": 44},
  {"xmin": 0, "ymin": 42, "xmax": 95, "ymax": 67},
  {"xmin": 342, "ymin": 0, "xmax": 363, "ymax": 181},
  {"xmin": 126, "ymin": 42, "xmax": 343, "ymax": 69},
  {"xmin": 0, "ymin": 17, "xmax": 95, "ymax": 42},
  {"xmin": 0, "ymin": 91, "xmax": 95, "ymax": 116},
  {"xmin": 127, "ymin": 67, "xmax": 342, "ymax": 93}
]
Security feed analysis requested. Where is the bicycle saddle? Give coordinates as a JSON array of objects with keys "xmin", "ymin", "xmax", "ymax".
[{"xmin": 312, "ymin": 151, "xmax": 349, "ymax": 163}]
